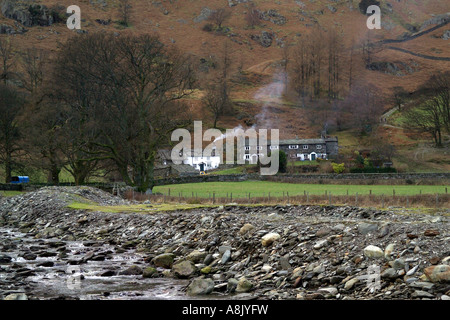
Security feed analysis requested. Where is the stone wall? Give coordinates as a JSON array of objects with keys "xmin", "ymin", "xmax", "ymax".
[{"xmin": 0, "ymin": 184, "xmax": 23, "ymax": 191}]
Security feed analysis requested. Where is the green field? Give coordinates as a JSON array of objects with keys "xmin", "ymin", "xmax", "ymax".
[{"xmin": 154, "ymin": 181, "xmax": 449, "ymax": 198}]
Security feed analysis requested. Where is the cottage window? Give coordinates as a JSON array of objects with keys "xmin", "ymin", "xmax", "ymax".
[
  {"xmin": 316, "ymin": 145, "xmax": 322, "ymax": 149},
  {"xmin": 303, "ymin": 145, "xmax": 308, "ymax": 150},
  {"xmin": 245, "ymin": 154, "xmax": 250, "ymax": 160},
  {"xmin": 289, "ymin": 145, "xmax": 298, "ymax": 149},
  {"xmin": 270, "ymin": 145, "xmax": 279, "ymax": 150},
  {"xmin": 245, "ymin": 146, "xmax": 250, "ymax": 151}
]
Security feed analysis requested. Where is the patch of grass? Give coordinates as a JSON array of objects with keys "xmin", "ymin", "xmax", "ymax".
[
  {"xmin": 210, "ymin": 165, "xmax": 257, "ymax": 175},
  {"xmin": 0, "ymin": 191, "xmax": 25, "ymax": 197},
  {"xmin": 67, "ymin": 201, "xmax": 217, "ymax": 213},
  {"xmin": 288, "ymin": 160, "xmax": 319, "ymax": 166}
]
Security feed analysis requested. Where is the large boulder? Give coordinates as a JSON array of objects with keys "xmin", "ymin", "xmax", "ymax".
[
  {"xmin": 261, "ymin": 232, "xmax": 280, "ymax": 247},
  {"xmin": 172, "ymin": 260, "xmax": 197, "ymax": 279},
  {"xmin": 236, "ymin": 277, "xmax": 253, "ymax": 293},
  {"xmin": 186, "ymin": 250, "xmax": 207, "ymax": 263},
  {"xmin": 424, "ymin": 265, "xmax": 450, "ymax": 283},
  {"xmin": 363, "ymin": 245, "xmax": 384, "ymax": 259},
  {"xmin": 152, "ymin": 253, "xmax": 175, "ymax": 269},
  {"xmin": 187, "ymin": 278, "xmax": 215, "ymax": 296}
]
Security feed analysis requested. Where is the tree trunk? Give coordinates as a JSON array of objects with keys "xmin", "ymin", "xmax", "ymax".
[
  {"xmin": 5, "ymin": 153, "xmax": 12, "ymax": 183},
  {"xmin": 47, "ymin": 164, "xmax": 60, "ymax": 185}
]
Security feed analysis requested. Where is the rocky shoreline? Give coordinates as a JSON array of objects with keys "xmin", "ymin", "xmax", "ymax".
[{"xmin": 0, "ymin": 187, "xmax": 449, "ymax": 300}]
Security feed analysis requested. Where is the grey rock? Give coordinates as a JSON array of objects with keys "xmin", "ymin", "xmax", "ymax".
[
  {"xmin": 218, "ymin": 245, "xmax": 232, "ymax": 254},
  {"xmin": 236, "ymin": 277, "xmax": 253, "ymax": 293},
  {"xmin": 4, "ymin": 293, "xmax": 28, "ymax": 300},
  {"xmin": 364, "ymin": 245, "xmax": 384, "ymax": 259},
  {"xmin": 227, "ymin": 278, "xmax": 239, "ymax": 293},
  {"xmin": 279, "ymin": 255, "xmax": 290, "ymax": 270},
  {"xmin": 409, "ymin": 281, "xmax": 435, "ymax": 290},
  {"xmin": 443, "ymin": 30, "xmax": 450, "ymax": 40},
  {"xmin": 358, "ymin": 223, "xmax": 378, "ymax": 235},
  {"xmin": 187, "ymin": 250, "xmax": 207, "ymax": 263},
  {"xmin": 194, "ymin": 7, "xmax": 213, "ymax": 23},
  {"xmin": 381, "ymin": 268, "xmax": 398, "ymax": 280},
  {"xmin": 203, "ymin": 254, "xmax": 214, "ymax": 265},
  {"xmin": 119, "ymin": 265, "xmax": 142, "ymax": 276},
  {"xmin": 411, "ymin": 290, "xmax": 435, "ymax": 299},
  {"xmin": 392, "ymin": 258, "xmax": 405, "ymax": 270},
  {"xmin": 173, "ymin": 260, "xmax": 197, "ymax": 279},
  {"xmin": 152, "ymin": 253, "xmax": 175, "ymax": 269},
  {"xmin": 221, "ymin": 250, "xmax": 231, "ymax": 264},
  {"xmin": 187, "ymin": 278, "xmax": 215, "ymax": 296}
]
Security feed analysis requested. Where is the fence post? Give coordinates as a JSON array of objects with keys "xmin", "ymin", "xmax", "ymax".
[
  {"xmin": 287, "ymin": 191, "xmax": 289, "ymax": 203},
  {"xmin": 168, "ymin": 188, "xmax": 171, "ymax": 197},
  {"xmin": 213, "ymin": 192, "xmax": 215, "ymax": 204},
  {"xmin": 307, "ymin": 192, "xmax": 309, "ymax": 203},
  {"xmin": 230, "ymin": 192, "xmax": 232, "ymax": 202},
  {"xmin": 248, "ymin": 192, "xmax": 251, "ymax": 203}
]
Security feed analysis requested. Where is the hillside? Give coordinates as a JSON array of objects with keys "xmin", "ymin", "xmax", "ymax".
[{"xmin": 0, "ymin": 0, "xmax": 449, "ymax": 173}]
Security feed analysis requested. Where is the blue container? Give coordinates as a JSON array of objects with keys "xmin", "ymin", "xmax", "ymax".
[{"xmin": 10, "ymin": 176, "xmax": 30, "ymax": 184}]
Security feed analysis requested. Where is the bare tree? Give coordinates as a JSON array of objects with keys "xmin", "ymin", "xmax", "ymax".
[
  {"xmin": 0, "ymin": 37, "xmax": 15, "ymax": 85},
  {"xmin": 0, "ymin": 84, "xmax": 25, "ymax": 183},
  {"xmin": 20, "ymin": 48, "xmax": 46, "ymax": 97},
  {"xmin": 22, "ymin": 99, "xmax": 67, "ymax": 184},
  {"xmin": 405, "ymin": 72, "xmax": 449, "ymax": 146},
  {"xmin": 203, "ymin": 82, "xmax": 231, "ymax": 128},
  {"xmin": 336, "ymin": 82, "xmax": 384, "ymax": 134},
  {"xmin": 118, "ymin": 0, "xmax": 132, "ymax": 27},
  {"xmin": 55, "ymin": 33, "xmax": 196, "ymax": 192},
  {"xmin": 208, "ymin": 8, "xmax": 231, "ymax": 29},
  {"xmin": 327, "ymin": 28, "xmax": 344, "ymax": 101},
  {"xmin": 392, "ymin": 86, "xmax": 408, "ymax": 111}
]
